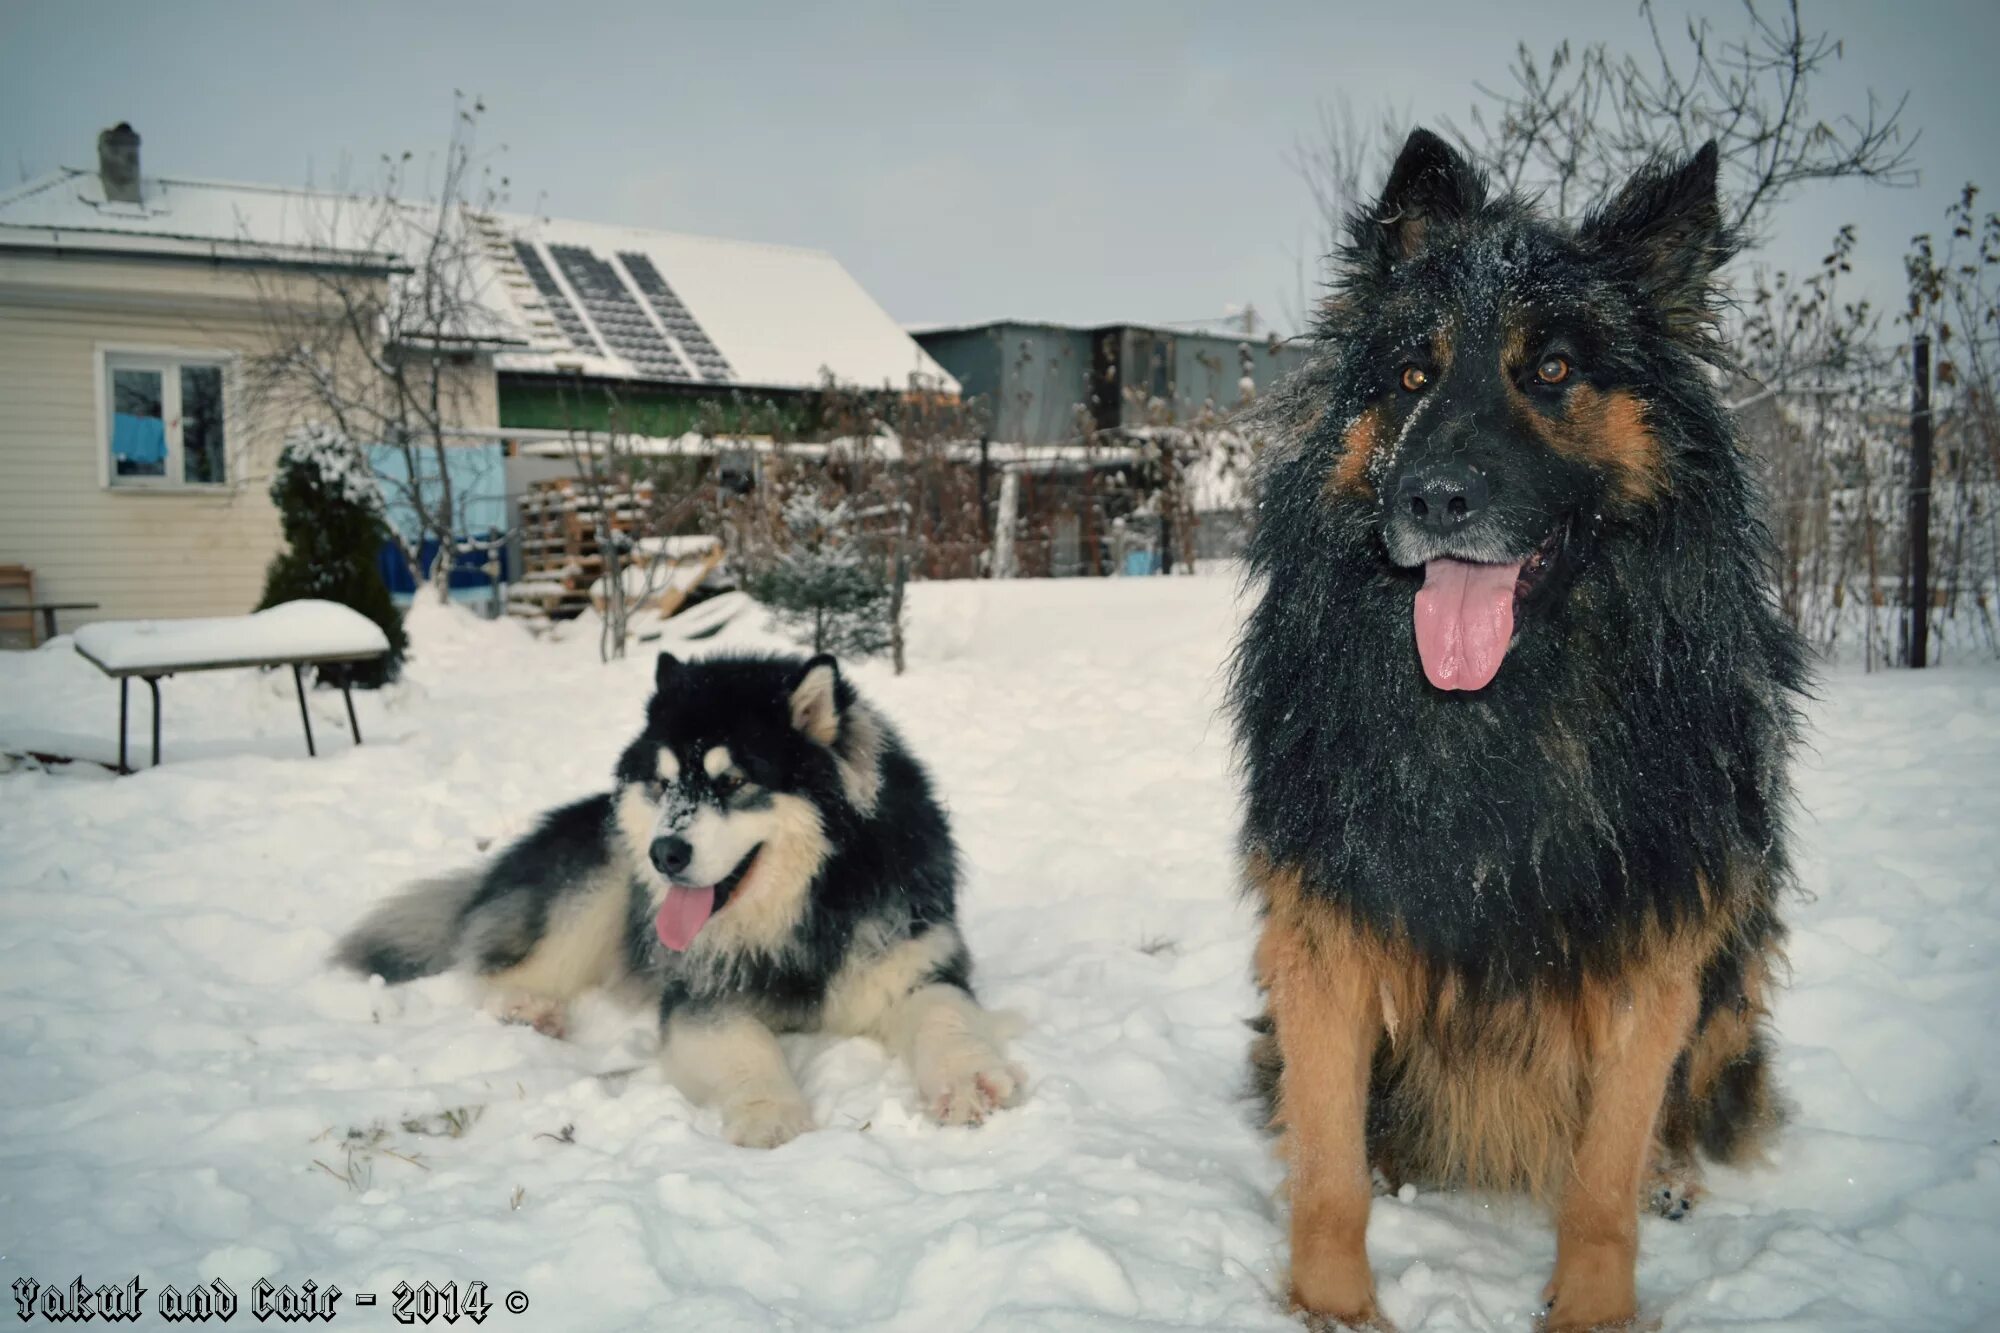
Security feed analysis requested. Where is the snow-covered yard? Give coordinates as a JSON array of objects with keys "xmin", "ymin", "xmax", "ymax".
[{"xmin": 2, "ymin": 576, "xmax": 1996, "ymax": 1331}]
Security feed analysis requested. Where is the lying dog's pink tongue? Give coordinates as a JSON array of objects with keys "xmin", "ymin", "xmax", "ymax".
[
  {"xmin": 1413, "ymin": 558, "xmax": 1524, "ymax": 691},
  {"xmin": 655, "ymin": 885, "xmax": 715, "ymax": 951}
]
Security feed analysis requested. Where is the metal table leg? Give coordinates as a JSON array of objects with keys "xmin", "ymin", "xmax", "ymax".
[
  {"xmin": 146, "ymin": 676, "xmax": 162, "ymax": 767},
  {"xmin": 292, "ymin": 664, "xmax": 317, "ymax": 757},
  {"xmin": 342, "ymin": 680, "xmax": 362, "ymax": 745},
  {"xmin": 118, "ymin": 677, "xmax": 130, "ymax": 774}
]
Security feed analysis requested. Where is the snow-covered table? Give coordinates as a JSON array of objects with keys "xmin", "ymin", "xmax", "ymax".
[{"xmin": 72, "ymin": 600, "xmax": 391, "ymax": 771}]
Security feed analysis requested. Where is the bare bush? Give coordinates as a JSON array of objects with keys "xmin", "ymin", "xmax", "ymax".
[
  {"xmin": 1902, "ymin": 187, "xmax": 2000, "ymax": 659},
  {"xmin": 714, "ymin": 372, "xmax": 987, "ymax": 673},
  {"xmin": 241, "ymin": 95, "xmax": 512, "ymax": 601},
  {"xmin": 553, "ymin": 399, "xmax": 718, "ymax": 662}
]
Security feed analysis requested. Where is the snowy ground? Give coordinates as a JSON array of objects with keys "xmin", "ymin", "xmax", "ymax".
[{"xmin": 1, "ymin": 576, "xmax": 1996, "ymax": 1332}]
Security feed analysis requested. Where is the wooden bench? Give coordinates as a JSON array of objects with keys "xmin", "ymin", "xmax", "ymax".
[
  {"xmin": 72, "ymin": 600, "xmax": 391, "ymax": 772},
  {"xmin": 12, "ymin": 601, "xmax": 102, "ymax": 642},
  {"xmin": 0, "ymin": 564, "xmax": 86, "ymax": 647}
]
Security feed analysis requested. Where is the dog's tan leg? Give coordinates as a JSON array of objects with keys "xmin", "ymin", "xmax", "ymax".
[
  {"xmin": 662, "ymin": 1009, "xmax": 813, "ymax": 1149},
  {"xmin": 880, "ymin": 983, "xmax": 1025, "ymax": 1126},
  {"xmin": 1259, "ymin": 910, "xmax": 1382, "ymax": 1327},
  {"xmin": 1544, "ymin": 973, "xmax": 1698, "ymax": 1331}
]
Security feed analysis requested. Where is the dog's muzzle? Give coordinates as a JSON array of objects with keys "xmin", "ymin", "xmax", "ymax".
[{"xmin": 650, "ymin": 835, "xmax": 693, "ymax": 879}]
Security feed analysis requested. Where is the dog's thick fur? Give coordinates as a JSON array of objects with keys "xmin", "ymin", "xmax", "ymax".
[
  {"xmin": 337, "ymin": 651, "xmax": 1023, "ymax": 1146},
  {"xmin": 1229, "ymin": 130, "xmax": 1805, "ymax": 1330}
]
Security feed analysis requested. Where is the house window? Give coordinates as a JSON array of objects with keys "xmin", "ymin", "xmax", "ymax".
[{"xmin": 104, "ymin": 353, "xmax": 230, "ymax": 487}]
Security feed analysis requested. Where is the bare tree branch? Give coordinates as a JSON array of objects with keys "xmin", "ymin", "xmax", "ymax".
[
  {"xmin": 239, "ymin": 95, "xmax": 512, "ymax": 602},
  {"xmin": 1463, "ymin": 0, "xmax": 1917, "ymax": 243}
]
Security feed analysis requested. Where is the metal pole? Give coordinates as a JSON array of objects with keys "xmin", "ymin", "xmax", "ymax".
[
  {"xmin": 977, "ymin": 436, "xmax": 991, "ymax": 549},
  {"xmin": 293, "ymin": 664, "xmax": 317, "ymax": 757},
  {"xmin": 1909, "ymin": 334, "xmax": 1933, "ymax": 668},
  {"xmin": 118, "ymin": 677, "xmax": 129, "ymax": 774},
  {"xmin": 146, "ymin": 676, "xmax": 161, "ymax": 767}
]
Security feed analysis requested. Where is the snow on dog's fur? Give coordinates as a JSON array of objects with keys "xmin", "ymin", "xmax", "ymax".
[{"xmin": 336, "ymin": 651, "xmax": 1023, "ymax": 1145}]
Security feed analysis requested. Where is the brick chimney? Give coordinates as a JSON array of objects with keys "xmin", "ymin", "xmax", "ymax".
[{"xmin": 98, "ymin": 122, "xmax": 141, "ymax": 204}]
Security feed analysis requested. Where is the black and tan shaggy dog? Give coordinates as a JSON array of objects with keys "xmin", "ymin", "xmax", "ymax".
[{"xmin": 1230, "ymin": 129, "xmax": 1806, "ymax": 1330}]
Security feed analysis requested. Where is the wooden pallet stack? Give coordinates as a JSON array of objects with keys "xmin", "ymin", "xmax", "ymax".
[
  {"xmin": 588, "ymin": 537, "xmax": 725, "ymax": 622},
  {"xmin": 505, "ymin": 476, "xmax": 658, "ymax": 621}
]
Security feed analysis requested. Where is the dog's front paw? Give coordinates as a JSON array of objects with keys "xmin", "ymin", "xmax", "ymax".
[
  {"xmin": 1291, "ymin": 1252, "xmax": 1387, "ymax": 1331},
  {"xmin": 721, "ymin": 1095, "xmax": 814, "ymax": 1149},
  {"xmin": 923, "ymin": 1053, "xmax": 1026, "ymax": 1126},
  {"xmin": 493, "ymin": 993, "xmax": 568, "ymax": 1040},
  {"xmin": 1538, "ymin": 1241, "xmax": 1644, "ymax": 1332}
]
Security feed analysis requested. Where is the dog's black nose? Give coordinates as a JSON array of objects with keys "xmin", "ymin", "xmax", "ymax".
[
  {"xmin": 650, "ymin": 836, "xmax": 693, "ymax": 878},
  {"xmin": 1394, "ymin": 461, "xmax": 1490, "ymax": 533}
]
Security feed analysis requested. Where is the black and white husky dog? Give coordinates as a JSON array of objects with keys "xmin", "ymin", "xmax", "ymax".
[{"xmin": 336, "ymin": 651, "xmax": 1024, "ymax": 1147}]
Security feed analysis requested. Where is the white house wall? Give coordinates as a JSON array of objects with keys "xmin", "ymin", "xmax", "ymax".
[{"xmin": 0, "ymin": 253, "xmax": 497, "ymax": 626}]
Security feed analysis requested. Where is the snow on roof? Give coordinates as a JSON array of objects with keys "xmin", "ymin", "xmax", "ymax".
[
  {"xmin": 72, "ymin": 600, "xmax": 390, "ymax": 673},
  {"xmin": 0, "ymin": 168, "xmax": 400, "ymax": 267},
  {"xmin": 0, "ymin": 166, "xmax": 953, "ymax": 395},
  {"xmin": 491, "ymin": 213, "xmax": 955, "ymax": 393},
  {"xmin": 512, "ymin": 430, "xmax": 903, "ymax": 462}
]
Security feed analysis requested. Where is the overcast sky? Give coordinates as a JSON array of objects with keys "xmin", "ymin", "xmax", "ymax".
[{"xmin": 3, "ymin": 1, "xmax": 1994, "ymax": 336}]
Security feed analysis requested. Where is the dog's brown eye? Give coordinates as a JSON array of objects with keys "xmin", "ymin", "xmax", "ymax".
[
  {"xmin": 714, "ymin": 774, "xmax": 743, "ymax": 798},
  {"xmin": 1536, "ymin": 356, "xmax": 1570, "ymax": 385},
  {"xmin": 1401, "ymin": 365, "xmax": 1429, "ymax": 392}
]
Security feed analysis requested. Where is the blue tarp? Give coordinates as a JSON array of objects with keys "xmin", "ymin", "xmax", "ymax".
[
  {"xmin": 377, "ymin": 532, "xmax": 511, "ymax": 597},
  {"xmin": 111, "ymin": 413, "xmax": 167, "ymax": 470},
  {"xmin": 367, "ymin": 442, "xmax": 510, "ymax": 535},
  {"xmin": 366, "ymin": 441, "xmax": 512, "ymax": 599}
]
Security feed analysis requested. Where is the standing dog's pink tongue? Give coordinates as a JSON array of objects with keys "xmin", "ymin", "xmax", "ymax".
[
  {"xmin": 1413, "ymin": 558, "xmax": 1524, "ymax": 691},
  {"xmin": 655, "ymin": 885, "xmax": 715, "ymax": 952}
]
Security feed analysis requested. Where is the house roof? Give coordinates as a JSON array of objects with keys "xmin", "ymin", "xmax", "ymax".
[
  {"xmin": 908, "ymin": 317, "xmax": 1294, "ymax": 350},
  {"xmin": 486, "ymin": 213, "xmax": 954, "ymax": 393},
  {"xmin": 0, "ymin": 167, "xmax": 402, "ymax": 268},
  {"xmin": 0, "ymin": 167, "xmax": 953, "ymax": 394}
]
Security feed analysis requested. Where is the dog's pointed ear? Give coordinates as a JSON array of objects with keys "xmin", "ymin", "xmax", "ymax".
[
  {"xmin": 655, "ymin": 652, "xmax": 684, "ymax": 694},
  {"xmin": 1356, "ymin": 128, "xmax": 1486, "ymax": 271},
  {"xmin": 1578, "ymin": 141, "xmax": 1735, "ymax": 343},
  {"xmin": 788, "ymin": 654, "xmax": 842, "ymax": 746}
]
